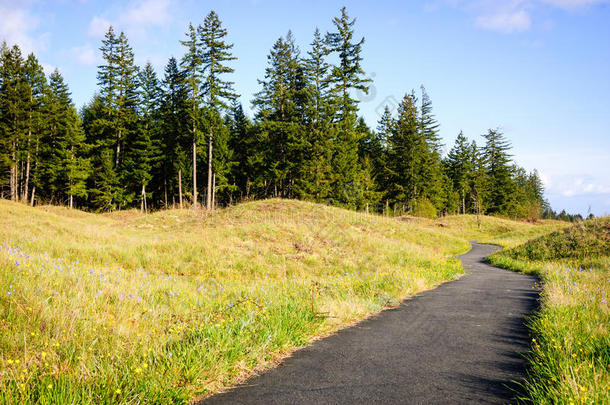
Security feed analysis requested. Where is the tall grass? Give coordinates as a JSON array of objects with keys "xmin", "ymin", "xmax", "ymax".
[
  {"xmin": 0, "ymin": 199, "xmax": 563, "ymax": 403},
  {"xmin": 488, "ymin": 218, "xmax": 609, "ymax": 404}
]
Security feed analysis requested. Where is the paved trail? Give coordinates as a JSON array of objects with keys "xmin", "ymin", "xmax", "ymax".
[{"xmin": 200, "ymin": 243, "xmax": 539, "ymax": 404}]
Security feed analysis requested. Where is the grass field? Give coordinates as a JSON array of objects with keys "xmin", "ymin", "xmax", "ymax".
[
  {"xmin": 0, "ymin": 199, "xmax": 565, "ymax": 403},
  {"xmin": 488, "ymin": 218, "xmax": 610, "ymax": 404}
]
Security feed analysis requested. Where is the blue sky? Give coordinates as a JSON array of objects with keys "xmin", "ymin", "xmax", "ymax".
[{"xmin": 1, "ymin": 0, "xmax": 609, "ymax": 216}]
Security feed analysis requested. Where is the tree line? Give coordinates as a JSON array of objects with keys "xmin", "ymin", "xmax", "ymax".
[{"xmin": 1, "ymin": 7, "xmax": 557, "ymax": 219}]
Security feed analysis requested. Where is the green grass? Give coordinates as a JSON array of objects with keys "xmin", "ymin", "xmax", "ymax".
[
  {"xmin": 488, "ymin": 218, "xmax": 610, "ymax": 404},
  {"xmin": 0, "ymin": 199, "xmax": 565, "ymax": 403}
]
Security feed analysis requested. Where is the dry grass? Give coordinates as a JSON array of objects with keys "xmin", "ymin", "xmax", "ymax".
[{"xmin": 0, "ymin": 198, "xmax": 563, "ymax": 403}]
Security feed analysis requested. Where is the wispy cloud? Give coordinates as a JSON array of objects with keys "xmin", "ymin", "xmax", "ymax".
[
  {"xmin": 447, "ymin": 0, "xmax": 609, "ymax": 34},
  {"xmin": 540, "ymin": 0, "xmax": 610, "ymax": 9},
  {"xmin": 542, "ymin": 173, "xmax": 610, "ymax": 198},
  {"xmin": 87, "ymin": 0, "xmax": 173, "ymax": 39},
  {"xmin": 475, "ymin": 6, "xmax": 531, "ymax": 33},
  {"xmin": 0, "ymin": 3, "xmax": 48, "ymax": 54},
  {"xmin": 87, "ymin": 16, "xmax": 112, "ymax": 38},
  {"xmin": 67, "ymin": 43, "xmax": 98, "ymax": 65}
]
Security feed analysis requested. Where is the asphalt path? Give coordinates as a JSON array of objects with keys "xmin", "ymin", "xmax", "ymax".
[{"xmin": 199, "ymin": 243, "xmax": 539, "ymax": 404}]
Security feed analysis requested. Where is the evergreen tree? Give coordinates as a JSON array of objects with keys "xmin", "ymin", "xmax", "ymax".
[
  {"xmin": 21, "ymin": 53, "xmax": 47, "ymax": 204},
  {"xmin": 418, "ymin": 86, "xmax": 445, "ymax": 211},
  {"xmin": 252, "ymin": 32, "xmax": 307, "ymax": 199},
  {"xmin": 124, "ymin": 62, "xmax": 161, "ymax": 212},
  {"xmin": 180, "ymin": 23, "xmax": 203, "ymax": 207},
  {"xmin": 482, "ymin": 129, "xmax": 516, "ymax": 214},
  {"xmin": 227, "ymin": 101, "xmax": 254, "ymax": 201},
  {"xmin": 158, "ymin": 57, "xmax": 189, "ymax": 207},
  {"xmin": 0, "ymin": 44, "xmax": 28, "ymax": 201},
  {"xmin": 325, "ymin": 7, "xmax": 371, "ymax": 206},
  {"xmin": 39, "ymin": 70, "xmax": 89, "ymax": 206},
  {"xmin": 445, "ymin": 131, "xmax": 473, "ymax": 214},
  {"xmin": 90, "ymin": 27, "xmax": 139, "ymax": 210},
  {"xmin": 199, "ymin": 11, "xmax": 238, "ymax": 209},
  {"xmin": 298, "ymin": 28, "xmax": 333, "ymax": 201},
  {"xmin": 386, "ymin": 93, "xmax": 422, "ymax": 213}
]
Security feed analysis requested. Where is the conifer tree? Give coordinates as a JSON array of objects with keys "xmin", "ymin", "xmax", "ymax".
[
  {"xmin": 39, "ymin": 70, "xmax": 89, "ymax": 206},
  {"xmin": 21, "ymin": 53, "xmax": 47, "ymax": 203},
  {"xmin": 252, "ymin": 32, "xmax": 307, "ymax": 198},
  {"xmin": 199, "ymin": 11, "xmax": 238, "ymax": 210},
  {"xmin": 445, "ymin": 131, "xmax": 473, "ymax": 214},
  {"xmin": 416, "ymin": 87, "xmax": 445, "ymax": 211},
  {"xmin": 125, "ymin": 62, "xmax": 161, "ymax": 212},
  {"xmin": 180, "ymin": 23, "xmax": 203, "ymax": 207},
  {"xmin": 227, "ymin": 101, "xmax": 252, "ymax": 201},
  {"xmin": 90, "ymin": 27, "xmax": 139, "ymax": 210},
  {"xmin": 482, "ymin": 129, "xmax": 516, "ymax": 214},
  {"xmin": 386, "ymin": 93, "xmax": 422, "ymax": 213},
  {"xmin": 298, "ymin": 28, "xmax": 333, "ymax": 200},
  {"xmin": 159, "ymin": 57, "xmax": 189, "ymax": 207},
  {"xmin": 325, "ymin": 7, "xmax": 371, "ymax": 206},
  {"xmin": 0, "ymin": 44, "xmax": 28, "ymax": 201}
]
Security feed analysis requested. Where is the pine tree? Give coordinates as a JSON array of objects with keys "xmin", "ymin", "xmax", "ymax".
[
  {"xmin": 482, "ymin": 129, "xmax": 516, "ymax": 214},
  {"xmin": 40, "ymin": 70, "xmax": 90, "ymax": 207},
  {"xmin": 386, "ymin": 93, "xmax": 422, "ymax": 213},
  {"xmin": 180, "ymin": 23, "xmax": 203, "ymax": 207},
  {"xmin": 199, "ymin": 11, "xmax": 238, "ymax": 209},
  {"xmin": 445, "ymin": 131, "xmax": 473, "ymax": 214},
  {"xmin": 252, "ymin": 32, "xmax": 307, "ymax": 199},
  {"xmin": 89, "ymin": 27, "xmax": 139, "ymax": 210},
  {"xmin": 0, "ymin": 44, "xmax": 28, "ymax": 201},
  {"xmin": 125, "ymin": 62, "xmax": 161, "ymax": 212},
  {"xmin": 325, "ymin": 7, "xmax": 371, "ymax": 206},
  {"xmin": 159, "ymin": 57, "xmax": 189, "ymax": 207},
  {"xmin": 227, "ymin": 101, "xmax": 252, "ymax": 201},
  {"xmin": 21, "ymin": 53, "xmax": 47, "ymax": 203},
  {"xmin": 418, "ymin": 86, "xmax": 445, "ymax": 211},
  {"xmin": 469, "ymin": 140, "xmax": 487, "ymax": 216},
  {"xmin": 297, "ymin": 28, "xmax": 333, "ymax": 200}
]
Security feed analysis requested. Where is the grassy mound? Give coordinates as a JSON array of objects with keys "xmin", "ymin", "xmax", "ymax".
[
  {"xmin": 489, "ymin": 218, "xmax": 610, "ymax": 404},
  {"xmin": 0, "ymin": 199, "xmax": 562, "ymax": 404},
  {"xmin": 506, "ymin": 217, "xmax": 610, "ymax": 262}
]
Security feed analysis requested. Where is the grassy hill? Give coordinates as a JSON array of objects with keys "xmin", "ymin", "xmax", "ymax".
[
  {"xmin": 0, "ymin": 199, "xmax": 564, "ymax": 404},
  {"xmin": 489, "ymin": 218, "xmax": 609, "ymax": 404}
]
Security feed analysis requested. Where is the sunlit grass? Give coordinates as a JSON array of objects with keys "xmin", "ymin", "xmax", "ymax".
[
  {"xmin": 489, "ymin": 218, "xmax": 609, "ymax": 404},
  {"xmin": 0, "ymin": 198, "xmax": 564, "ymax": 403}
]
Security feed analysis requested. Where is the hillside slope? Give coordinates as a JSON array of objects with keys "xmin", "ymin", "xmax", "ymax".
[{"xmin": 0, "ymin": 199, "xmax": 562, "ymax": 404}]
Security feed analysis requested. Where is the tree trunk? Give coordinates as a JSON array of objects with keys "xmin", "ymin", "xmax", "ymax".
[
  {"xmin": 115, "ymin": 129, "xmax": 122, "ymax": 169},
  {"xmin": 23, "ymin": 127, "xmax": 31, "ymax": 203},
  {"xmin": 141, "ymin": 183, "xmax": 146, "ymax": 213},
  {"xmin": 10, "ymin": 143, "xmax": 17, "ymax": 201},
  {"xmin": 192, "ymin": 122, "xmax": 198, "ymax": 208},
  {"xmin": 206, "ymin": 126, "xmax": 213, "ymax": 210},
  {"xmin": 69, "ymin": 194, "xmax": 73, "ymax": 209},
  {"xmin": 164, "ymin": 178, "xmax": 168, "ymax": 208},
  {"xmin": 212, "ymin": 172, "xmax": 216, "ymax": 210},
  {"xmin": 178, "ymin": 169, "xmax": 183, "ymax": 209},
  {"xmin": 30, "ymin": 187, "xmax": 36, "ymax": 206}
]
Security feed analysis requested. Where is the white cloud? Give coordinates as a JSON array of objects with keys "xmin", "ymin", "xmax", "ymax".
[
  {"xmin": 121, "ymin": 0, "xmax": 172, "ymax": 27},
  {"xmin": 452, "ymin": 0, "xmax": 609, "ymax": 33},
  {"xmin": 548, "ymin": 176, "xmax": 610, "ymax": 197},
  {"xmin": 87, "ymin": 16, "xmax": 112, "ymax": 38},
  {"xmin": 87, "ymin": 0, "xmax": 173, "ymax": 39},
  {"xmin": 68, "ymin": 43, "xmax": 97, "ymax": 65},
  {"xmin": 476, "ymin": 8, "xmax": 531, "ymax": 33},
  {"xmin": 0, "ymin": 4, "xmax": 45, "ymax": 54},
  {"xmin": 540, "ymin": 0, "xmax": 610, "ymax": 9}
]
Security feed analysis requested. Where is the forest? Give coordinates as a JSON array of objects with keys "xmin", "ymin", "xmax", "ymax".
[{"xmin": 0, "ymin": 7, "xmax": 555, "ymax": 219}]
